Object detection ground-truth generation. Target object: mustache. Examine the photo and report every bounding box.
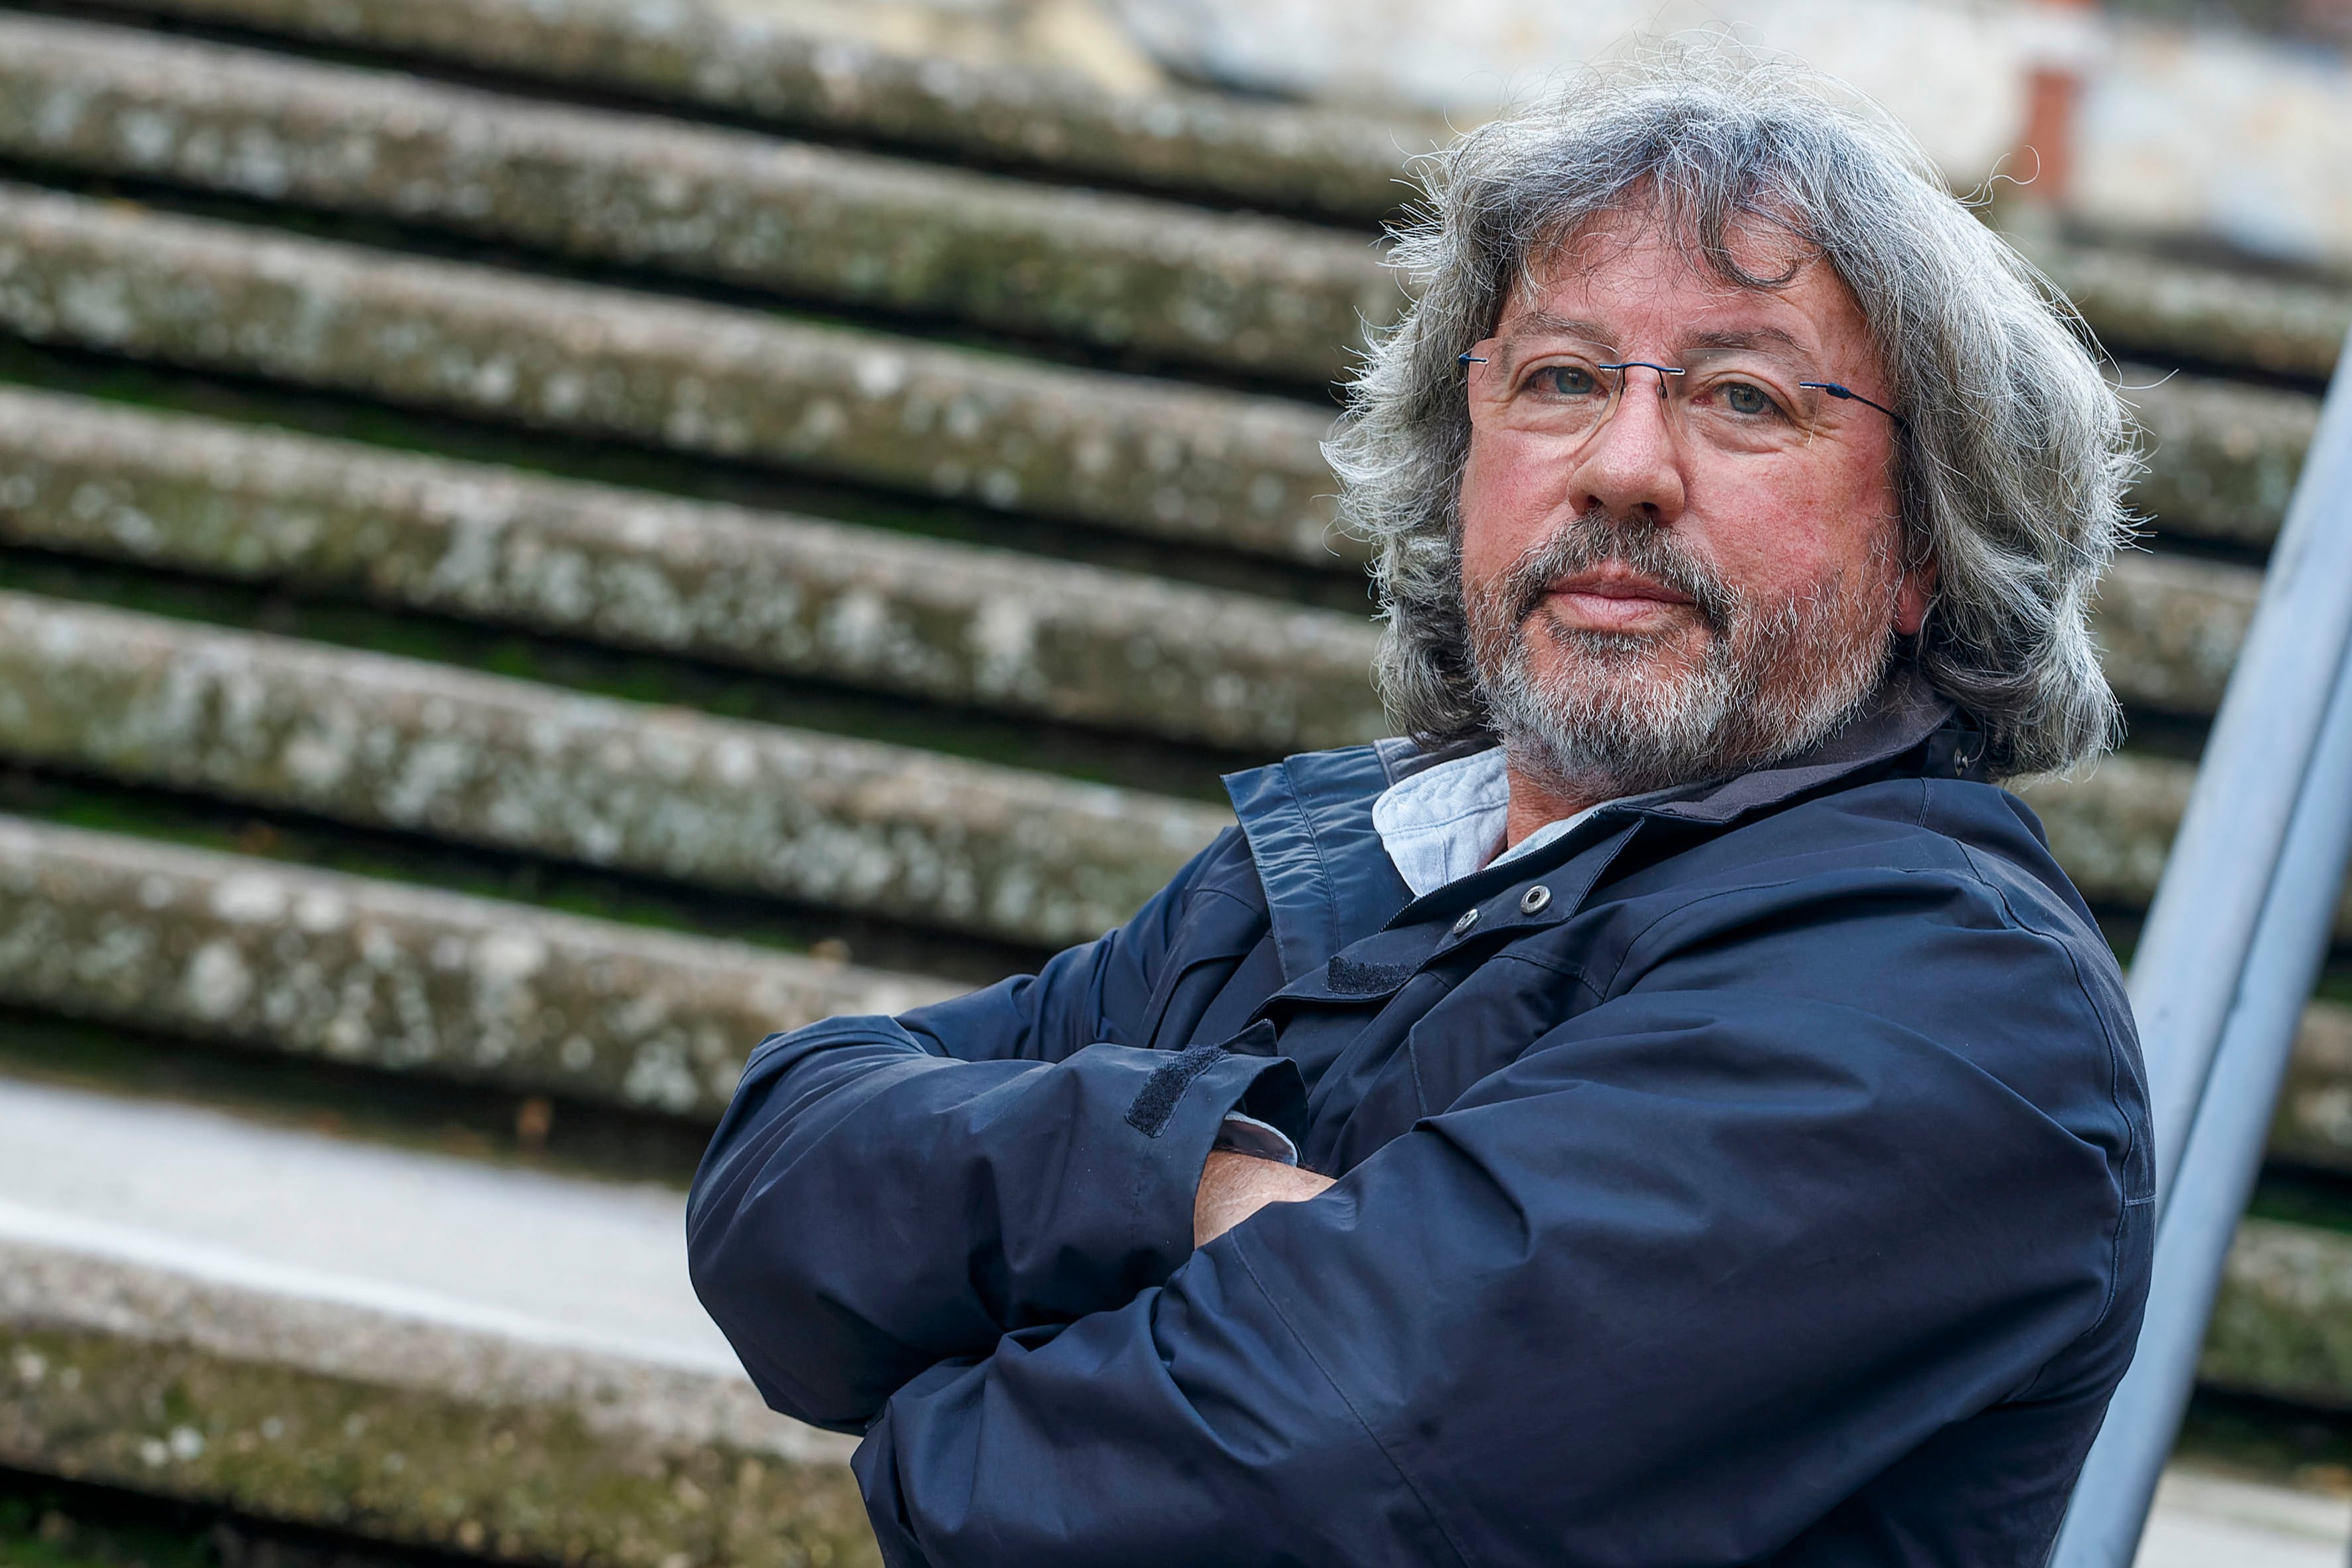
[1495,512,1737,637]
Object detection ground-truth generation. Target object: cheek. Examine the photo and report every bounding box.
[1689,455,1897,601]
[1458,430,1564,584]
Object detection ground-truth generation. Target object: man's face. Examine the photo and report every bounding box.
[1457,214,1932,797]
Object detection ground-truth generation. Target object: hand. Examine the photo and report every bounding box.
[1194,1150,1336,1246]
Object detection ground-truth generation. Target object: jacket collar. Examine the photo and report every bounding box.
[1222,668,1973,982]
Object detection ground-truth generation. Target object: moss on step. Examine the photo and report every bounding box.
[0,591,1231,949]
[0,1245,878,1568]
[0,386,1387,757]
[0,185,1347,565]
[0,17,1395,386]
[0,815,956,1121]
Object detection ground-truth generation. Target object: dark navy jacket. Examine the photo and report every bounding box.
[688,676,2153,1566]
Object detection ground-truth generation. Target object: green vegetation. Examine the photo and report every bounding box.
[2248,1168,2352,1235]
[0,549,1246,802]
[2175,1391,2352,1496]
[0,764,1038,982]
[0,1482,217,1568]
[0,341,1373,614]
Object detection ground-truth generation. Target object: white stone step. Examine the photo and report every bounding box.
[2140,1467,2352,1568]
[0,1075,723,1369]
[0,1071,867,1566]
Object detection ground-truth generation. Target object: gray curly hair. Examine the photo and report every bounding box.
[1327,63,2136,780]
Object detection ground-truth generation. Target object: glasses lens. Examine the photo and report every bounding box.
[1473,353,1619,443]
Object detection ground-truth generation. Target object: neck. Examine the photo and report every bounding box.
[1501,757,1619,848]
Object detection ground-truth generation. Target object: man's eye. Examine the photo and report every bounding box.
[1723,381,1775,416]
[1537,365,1601,397]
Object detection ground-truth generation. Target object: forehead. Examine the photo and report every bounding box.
[1500,212,1873,361]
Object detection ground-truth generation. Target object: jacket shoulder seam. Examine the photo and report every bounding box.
[1595,866,1878,996]
[1591,818,2005,996]
[1950,834,2143,1395]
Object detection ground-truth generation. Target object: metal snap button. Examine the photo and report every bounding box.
[1519,885,1552,915]
[1451,906,1479,935]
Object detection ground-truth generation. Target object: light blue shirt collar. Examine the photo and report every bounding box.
[1371,746,1613,899]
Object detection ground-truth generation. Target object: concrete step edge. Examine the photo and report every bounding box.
[2036,241,2352,384]
[2096,550,2261,717]
[19,811,2352,1171]
[1,1089,2350,1568]
[2208,1215,2352,1414]
[0,382,2253,730]
[0,13,1397,387]
[76,0,1424,222]
[0,1236,869,1566]
[2012,751,2352,933]
[0,580,2258,950]
[0,383,1391,753]
[0,588,1233,949]
[2118,364,2321,551]
[0,811,961,1119]
[0,1074,871,1567]
[0,181,1351,566]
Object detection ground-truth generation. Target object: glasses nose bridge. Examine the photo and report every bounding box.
[1594,360,1688,442]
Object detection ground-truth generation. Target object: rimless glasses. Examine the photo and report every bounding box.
[1458,345,1908,459]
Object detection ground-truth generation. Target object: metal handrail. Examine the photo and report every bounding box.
[2051,329,2352,1565]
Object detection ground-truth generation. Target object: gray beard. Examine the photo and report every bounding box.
[1466,510,1900,801]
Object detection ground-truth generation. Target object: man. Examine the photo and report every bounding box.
[689,66,2149,1565]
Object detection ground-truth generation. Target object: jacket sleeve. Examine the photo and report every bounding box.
[686,829,1304,1431]
[848,870,2147,1567]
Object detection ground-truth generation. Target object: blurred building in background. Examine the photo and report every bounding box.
[0,0,2347,1564]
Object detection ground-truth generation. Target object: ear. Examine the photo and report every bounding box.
[1894,559,1938,637]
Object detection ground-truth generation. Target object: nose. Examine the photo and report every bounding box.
[1567,367,1687,525]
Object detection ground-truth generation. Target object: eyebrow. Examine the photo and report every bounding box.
[1679,327,1811,360]
[1491,318,1817,369]
[1491,313,1615,369]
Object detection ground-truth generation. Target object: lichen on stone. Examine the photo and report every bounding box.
[0,589,1233,949]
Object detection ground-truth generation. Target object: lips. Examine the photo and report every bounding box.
[1540,568,1699,633]
[1491,510,1734,638]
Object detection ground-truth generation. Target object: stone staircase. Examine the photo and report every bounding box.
[0,1,2350,1561]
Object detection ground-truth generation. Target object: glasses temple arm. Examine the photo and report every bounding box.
[1800,381,1912,431]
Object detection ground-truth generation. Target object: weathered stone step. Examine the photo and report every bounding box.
[70,0,1420,223]
[0,814,958,1119]
[0,1075,873,1567]
[2035,241,2352,384]
[0,590,2274,954]
[0,183,1347,566]
[2094,549,2261,716]
[0,386,1389,753]
[0,589,1230,949]
[0,14,1393,387]
[0,570,2280,949]
[2205,1217,2352,1413]
[2022,753,2352,939]
[19,813,2352,1176]
[2276,1002,2352,1176]
[33,8,2352,394]
[2120,367,2322,550]
[2018,753,2192,911]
